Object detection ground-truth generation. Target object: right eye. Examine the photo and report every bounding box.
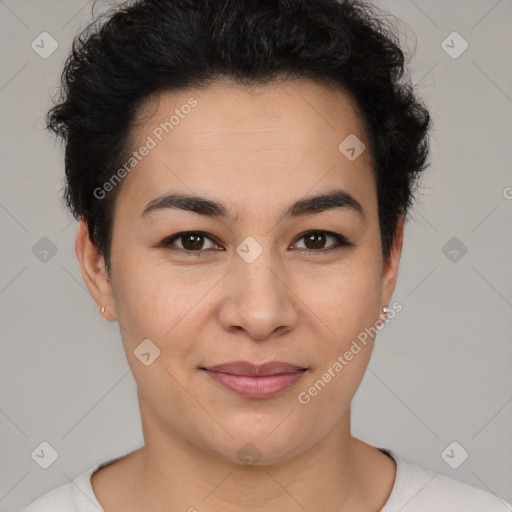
[161,231,224,253]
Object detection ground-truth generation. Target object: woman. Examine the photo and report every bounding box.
[23,0,510,510]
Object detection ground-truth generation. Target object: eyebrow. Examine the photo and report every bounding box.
[141,188,365,223]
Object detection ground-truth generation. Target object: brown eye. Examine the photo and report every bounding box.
[180,233,206,250]
[303,231,327,249]
[293,230,353,252]
[163,231,219,252]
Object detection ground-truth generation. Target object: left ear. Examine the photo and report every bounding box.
[380,214,404,308]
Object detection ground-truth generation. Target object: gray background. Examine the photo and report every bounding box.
[1,0,511,510]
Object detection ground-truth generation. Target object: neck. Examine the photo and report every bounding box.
[123,393,376,512]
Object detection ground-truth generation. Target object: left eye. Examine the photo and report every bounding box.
[162,230,352,253]
[292,230,353,252]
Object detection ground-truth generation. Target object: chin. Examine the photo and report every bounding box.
[196,420,322,468]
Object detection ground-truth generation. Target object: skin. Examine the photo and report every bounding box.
[76,78,403,512]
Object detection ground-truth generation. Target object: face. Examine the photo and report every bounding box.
[77,79,402,465]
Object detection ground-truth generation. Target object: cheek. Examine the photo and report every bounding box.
[110,255,216,387]
[294,253,383,400]
[335,272,381,333]
[294,271,382,419]
[315,279,379,377]
[304,255,382,335]
[111,269,200,402]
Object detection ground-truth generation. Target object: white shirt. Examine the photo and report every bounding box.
[21,448,512,511]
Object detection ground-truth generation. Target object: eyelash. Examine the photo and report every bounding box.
[160,230,354,256]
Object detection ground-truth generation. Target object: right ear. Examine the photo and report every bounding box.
[75,218,117,321]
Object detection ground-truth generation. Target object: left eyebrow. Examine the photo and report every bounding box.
[279,189,365,223]
[141,188,365,223]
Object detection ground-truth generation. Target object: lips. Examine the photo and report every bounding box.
[199,361,308,398]
[202,360,307,376]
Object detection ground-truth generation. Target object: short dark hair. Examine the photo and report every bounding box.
[47,0,430,277]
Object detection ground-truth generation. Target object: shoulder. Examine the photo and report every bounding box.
[21,482,75,512]
[382,449,512,512]
[407,469,512,511]
[20,464,102,512]
[21,450,134,512]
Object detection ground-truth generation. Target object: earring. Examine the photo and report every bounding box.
[379,306,389,322]
[101,305,105,314]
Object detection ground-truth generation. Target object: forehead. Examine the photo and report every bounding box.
[133,78,366,143]
[117,79,375,221]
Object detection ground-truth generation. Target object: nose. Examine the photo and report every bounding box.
[217,248,299,341]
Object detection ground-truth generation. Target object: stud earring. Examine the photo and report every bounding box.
[101,305,105,314]
[379,306,389,322]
